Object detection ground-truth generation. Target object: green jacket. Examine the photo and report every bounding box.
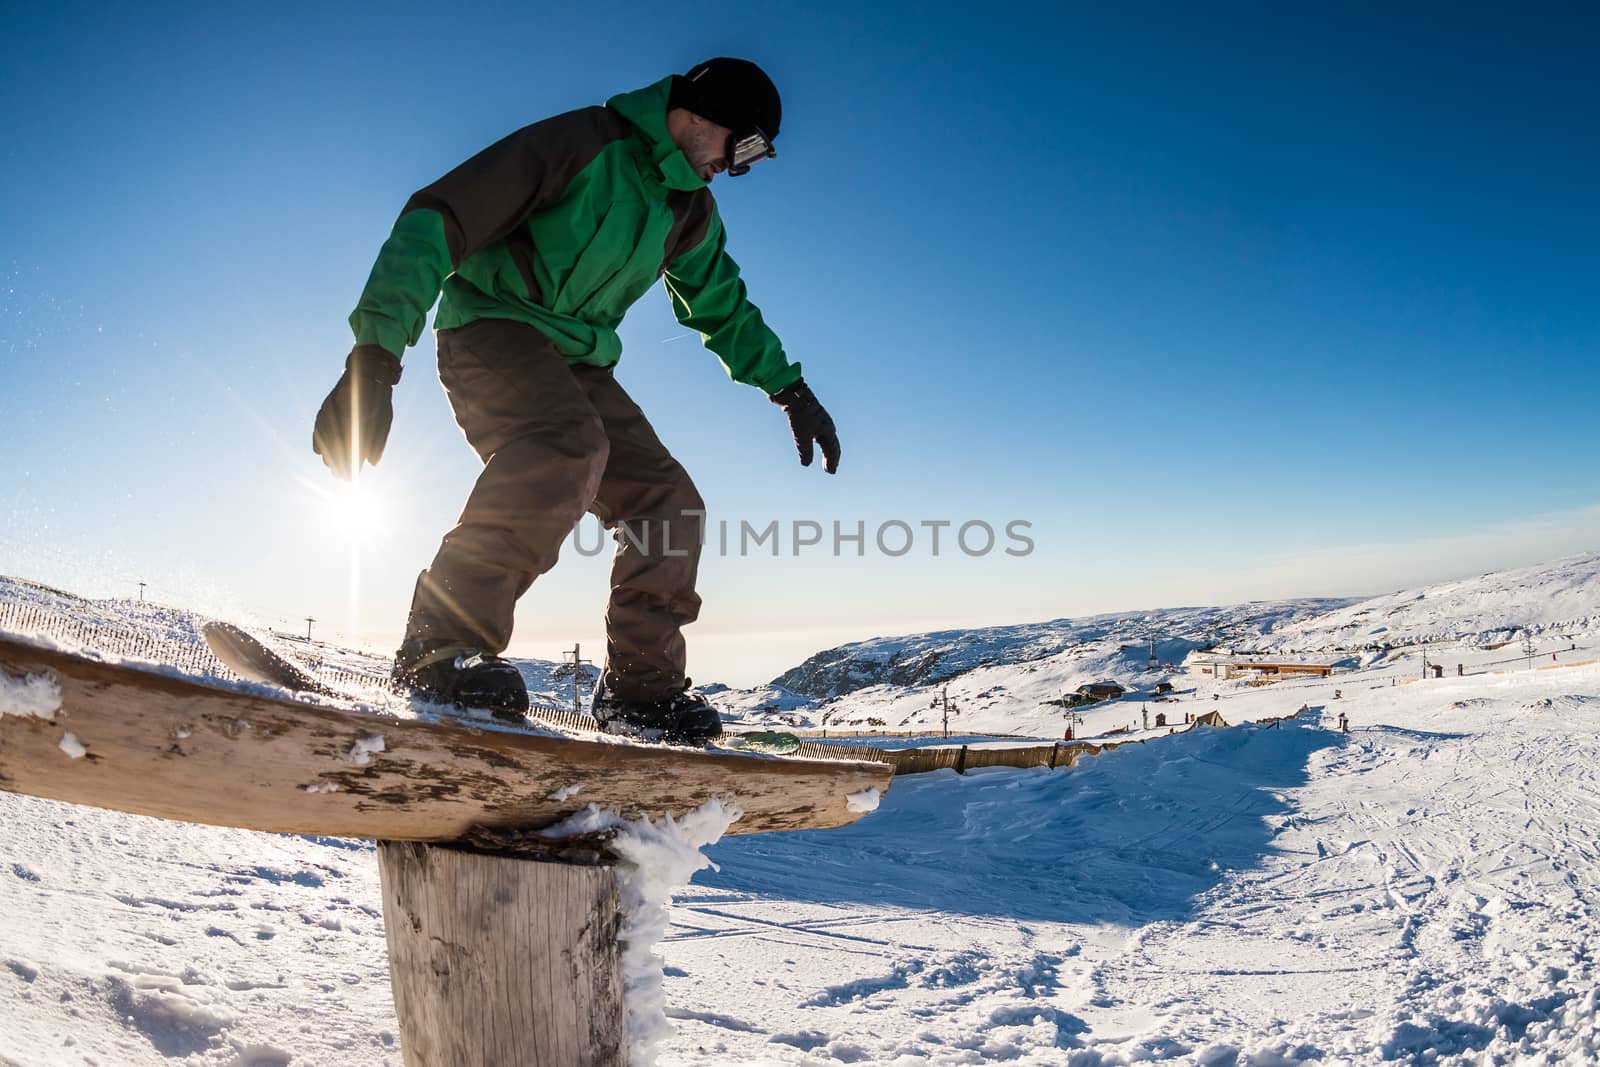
[348,76,800,395]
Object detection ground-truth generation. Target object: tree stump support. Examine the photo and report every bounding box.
[378,840,626,1066]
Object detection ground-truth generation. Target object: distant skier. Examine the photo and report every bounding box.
[311,58,839,740]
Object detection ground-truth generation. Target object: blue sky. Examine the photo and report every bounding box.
[2,2,1596,684]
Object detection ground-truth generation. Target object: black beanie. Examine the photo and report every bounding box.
[669,57,781,140]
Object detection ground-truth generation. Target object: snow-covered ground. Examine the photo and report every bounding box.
[3,554,1600,1064]
[665,652,1600,1064]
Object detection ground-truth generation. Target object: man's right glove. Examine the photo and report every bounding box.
[312,345,403,481]
[770,379,841,474]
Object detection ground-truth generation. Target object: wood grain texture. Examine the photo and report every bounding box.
[0,635,892,839]
[378,842,624,1067]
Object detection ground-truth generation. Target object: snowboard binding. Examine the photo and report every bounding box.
[590,675,724,745]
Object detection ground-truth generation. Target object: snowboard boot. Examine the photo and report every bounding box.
[392,638,529,724]
[592,676,724,745]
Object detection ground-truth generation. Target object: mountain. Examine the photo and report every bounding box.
[770,599,1353,698]
[723,552,1600,736]
[1253,551,1600,652]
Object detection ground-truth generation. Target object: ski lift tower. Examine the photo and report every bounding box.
[564,643,593,714]
[1148,636,1158,671]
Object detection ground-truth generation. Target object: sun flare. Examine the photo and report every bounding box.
[326,478,390,541]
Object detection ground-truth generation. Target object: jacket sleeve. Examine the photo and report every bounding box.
[662,205,802,395]
[349,108,623,358]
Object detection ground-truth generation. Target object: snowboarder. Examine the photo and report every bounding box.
[311,58,839,741]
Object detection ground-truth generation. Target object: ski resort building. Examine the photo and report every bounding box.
[1184,650,1356,682]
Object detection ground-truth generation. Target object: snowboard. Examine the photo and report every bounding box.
[0,632,890,841]
[200,622,802,755]
[203,621,529,724]
[721,731,803,756]
[201,621,345,698]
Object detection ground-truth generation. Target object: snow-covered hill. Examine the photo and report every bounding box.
[0,575,598,706]
[1254,551,1600,652]
[719,553,1600,738]
[771,599,1351,698]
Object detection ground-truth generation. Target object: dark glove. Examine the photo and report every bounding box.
[312,345,403,480]
[770,379,840,474]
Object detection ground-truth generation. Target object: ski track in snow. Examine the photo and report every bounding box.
[2,562,1600,1063]
[653,672,1600,1065]
[0,808,396,1066]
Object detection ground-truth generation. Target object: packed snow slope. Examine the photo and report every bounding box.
[673,659,1600,1064]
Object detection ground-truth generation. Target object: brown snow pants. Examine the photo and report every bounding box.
[403,317,704,703]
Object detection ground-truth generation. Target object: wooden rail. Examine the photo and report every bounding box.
[0,635,889,840]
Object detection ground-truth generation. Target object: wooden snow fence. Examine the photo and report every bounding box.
[790,726,1042,740]
[807,709,1238,777]
[0,599,221,677]
[0,633,890,1066]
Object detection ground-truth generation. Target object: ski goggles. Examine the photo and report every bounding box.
[726,126,776,176]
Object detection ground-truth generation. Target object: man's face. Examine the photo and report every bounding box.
[675,114,734,183]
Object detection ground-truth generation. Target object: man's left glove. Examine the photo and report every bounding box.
[312,345,403,480]
[770,379,841,474]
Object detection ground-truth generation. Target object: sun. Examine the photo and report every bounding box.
[326,476,391,541]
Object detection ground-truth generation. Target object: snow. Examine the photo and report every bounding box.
[56,731,86,759]
[546,782,584,801]
[769,598,1353,700]
[0,669,61,721]
[846,787,881,814]
[720,552,1600,748]
[1256,551,1600,652]
[0,573,596,710]
[545,799,744,1066]
[675,664,1600,1063]
[345,734,385,766]
[3,554,1600,1063]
